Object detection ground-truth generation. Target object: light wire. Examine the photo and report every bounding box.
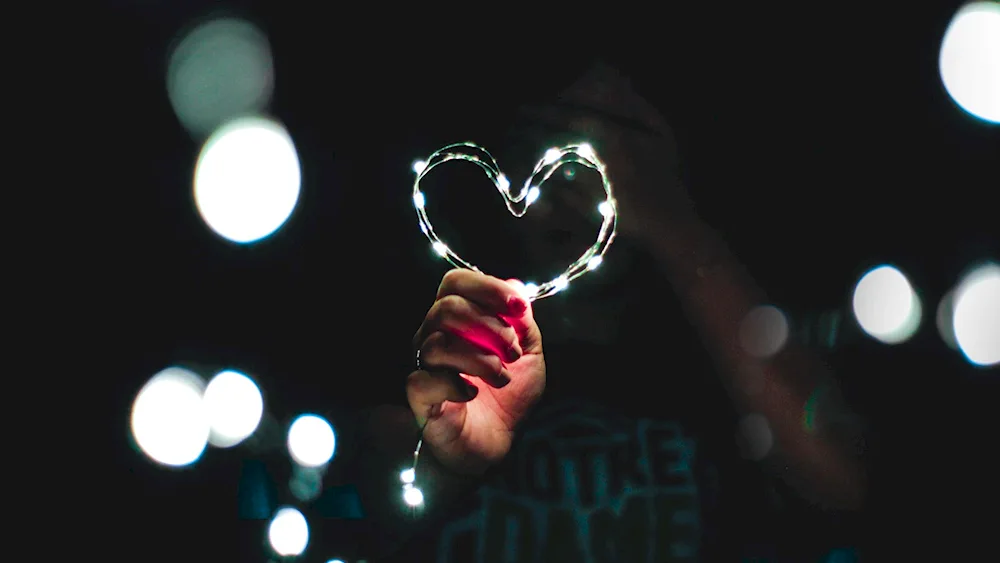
[411,141,618,301]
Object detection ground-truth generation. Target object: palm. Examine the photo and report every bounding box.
[423,351,545,474]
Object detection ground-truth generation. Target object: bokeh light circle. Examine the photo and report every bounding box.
[852,265,922,344]
[203,370,264,447]
[739,305,790,358]
[167,17,275,137]
[268,507,309,557]
[194,116,301,244]
[952,264,1000,366]
[287,414,336,467]
[403,485,425,506]
[939,2,1000,124]
[130,367,209,467]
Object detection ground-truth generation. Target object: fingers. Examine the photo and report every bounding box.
[412,271,541,401]
[414,294,521,361]
[437,269,529,318]
[419,331,511,388]
[407,369,478,423]
[437,270,537,339]
[414,270,530,361]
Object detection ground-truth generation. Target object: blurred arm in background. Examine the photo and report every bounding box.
[519,62,867,511]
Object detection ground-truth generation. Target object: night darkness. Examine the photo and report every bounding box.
[81,1,1000,562]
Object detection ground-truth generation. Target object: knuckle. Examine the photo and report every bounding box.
[487,279,510,303]
[420,332,449,359]
[422,296,472,344]
[435,294,467,318]
[406,370,426,391]
[423,298,447,326]
[425,330,449,347]
[440,268,465,290]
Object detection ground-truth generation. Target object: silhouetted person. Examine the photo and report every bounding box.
[350,63,866,562]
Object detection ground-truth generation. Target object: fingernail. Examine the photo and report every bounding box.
[507,296,527,315]
[506,345,521,362]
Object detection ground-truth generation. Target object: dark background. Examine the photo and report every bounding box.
[91,1,999,561]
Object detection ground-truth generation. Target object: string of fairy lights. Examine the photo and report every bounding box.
[400,142,618,507]
[411,141,618,302]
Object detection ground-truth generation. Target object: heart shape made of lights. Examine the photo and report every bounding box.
[411,142,618,301]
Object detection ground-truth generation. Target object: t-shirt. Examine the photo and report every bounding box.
[368,255,860,562]
[395,398,708,563]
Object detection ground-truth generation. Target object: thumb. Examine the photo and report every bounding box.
[502,279,542,352]
[406,370,477,425]
[505,278,532,300]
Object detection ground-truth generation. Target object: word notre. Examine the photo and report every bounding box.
[435,417,701,563]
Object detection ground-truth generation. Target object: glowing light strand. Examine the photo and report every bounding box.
[412,142,618,301]
[399,419,430,509]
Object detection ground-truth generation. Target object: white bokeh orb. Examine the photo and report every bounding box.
[287,414,336,467]
[852,265,922,344]
[403,485,424,506]
[166,17,275,137]
[194,116,301,244]
[939,2,1000,124]
[739,305,790,359]
[952,264,1000,367]
[130,367,210,467]
[203,370,264,448]
[268,507,309,557]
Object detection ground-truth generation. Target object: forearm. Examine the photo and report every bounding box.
[646,215,866,510]
[352,405,482,557]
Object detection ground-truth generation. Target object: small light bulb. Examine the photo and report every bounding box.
[521,283,539,299]
[411,142,618,305]
[526,186,540,205]
[400,468,415,484]
[403,486,424,506]
[553,276,569,292]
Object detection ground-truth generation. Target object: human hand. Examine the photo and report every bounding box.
[407,269,545,475]
[510,62,697,248]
